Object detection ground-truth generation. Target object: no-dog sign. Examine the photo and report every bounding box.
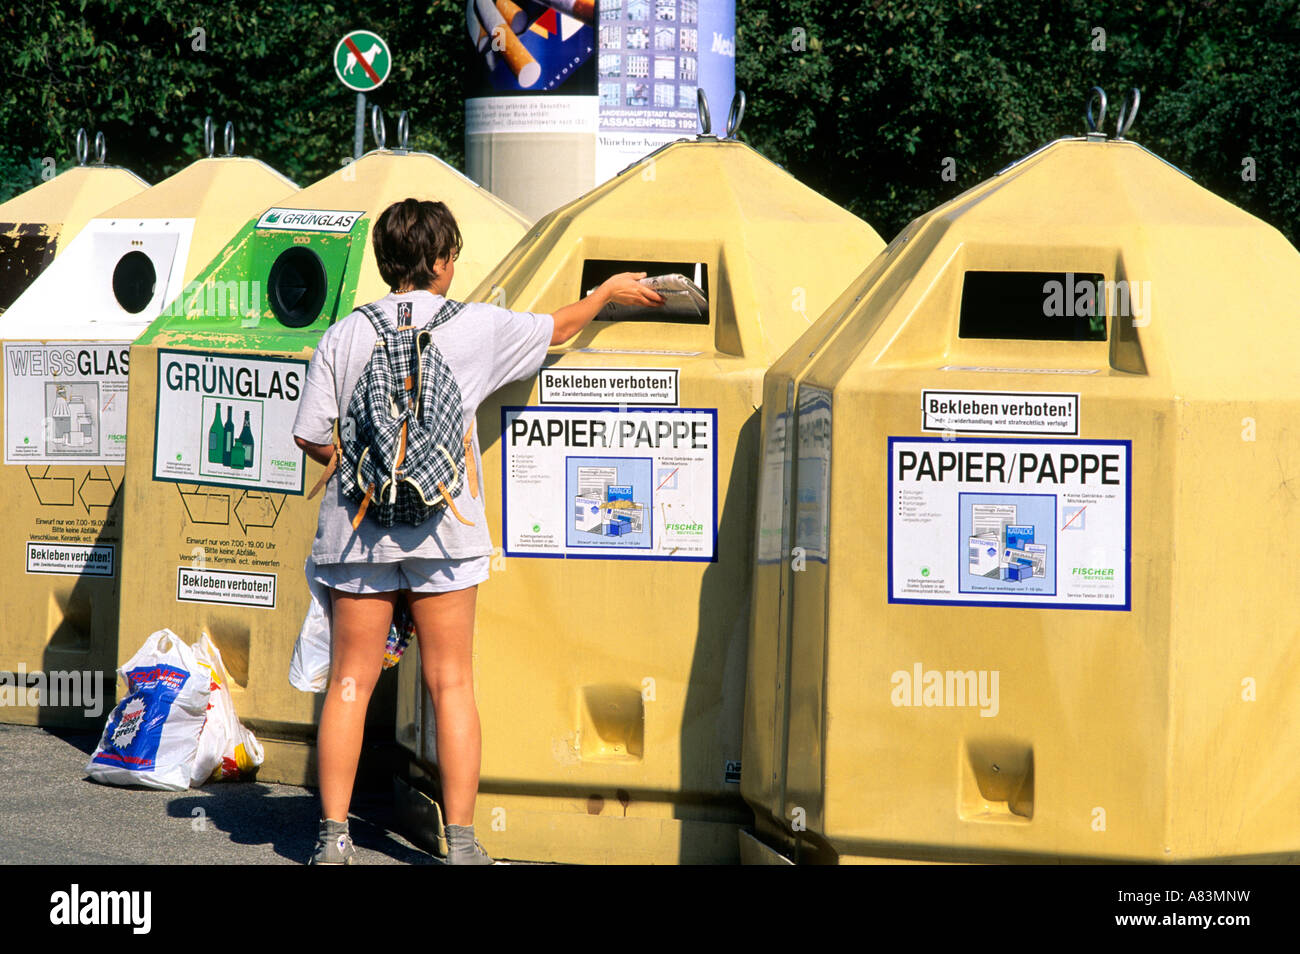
[333,30,391,92]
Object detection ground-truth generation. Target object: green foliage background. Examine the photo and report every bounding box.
[1,0,1297,243]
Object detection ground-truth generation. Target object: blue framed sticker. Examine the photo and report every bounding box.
[502,405,718,562]
[888,436,1131,610]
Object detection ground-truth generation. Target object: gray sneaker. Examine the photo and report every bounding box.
[445,824,494,865]
[310,818,356,865]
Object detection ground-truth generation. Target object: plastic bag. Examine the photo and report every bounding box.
[191,633,264,784]
[86,628,211,792]
[290,556,415,693]
[290,556,332,693]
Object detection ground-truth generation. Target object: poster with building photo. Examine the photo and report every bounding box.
[595,0,734,180]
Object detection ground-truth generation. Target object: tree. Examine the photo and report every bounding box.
[3,1,1298,244]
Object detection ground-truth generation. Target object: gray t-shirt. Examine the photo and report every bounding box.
[292,291,553,563]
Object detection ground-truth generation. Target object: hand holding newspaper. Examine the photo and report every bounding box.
[592,273,707,321]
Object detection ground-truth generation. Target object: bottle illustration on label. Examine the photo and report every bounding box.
[238,411,255,469]
[208,402,223,464]
[222,407,234,466]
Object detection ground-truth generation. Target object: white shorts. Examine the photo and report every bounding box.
[312,555,490,594]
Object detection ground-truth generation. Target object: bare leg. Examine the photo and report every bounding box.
[407,586,480,827]
[318,589,395,822]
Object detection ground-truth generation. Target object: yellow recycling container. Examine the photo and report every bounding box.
[116,133,531,783]
[0,146,298,729]
[742,113,1300,863]
[392,135,884,864]
[0,134,148,314]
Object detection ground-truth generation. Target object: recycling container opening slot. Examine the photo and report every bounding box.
[959,270,1107,341]
[111,250,158,314]
[580,258,709,324]
[268,245,329,327]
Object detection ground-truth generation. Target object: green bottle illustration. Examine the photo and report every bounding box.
[238,412,255,469]
[207,403,223,464]
[230,431,245,469]
[223,407,234,466]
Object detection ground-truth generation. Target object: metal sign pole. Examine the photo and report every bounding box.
[335,30,389,157]
[354,92,366,159]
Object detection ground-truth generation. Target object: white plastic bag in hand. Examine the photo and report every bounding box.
[86,628,211,792]
[191,633,264,784]
[289,555,331,693]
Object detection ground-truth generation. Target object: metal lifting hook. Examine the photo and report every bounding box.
[1084,86,1141,140]
[1114,88,1140,140]
[725,90,746,139]
[1085,86,1108,138]
[396,110,410,151]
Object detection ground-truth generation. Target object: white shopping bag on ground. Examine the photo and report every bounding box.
[191,633,264,784]
[289,555,331,693]
[86,628,211,792]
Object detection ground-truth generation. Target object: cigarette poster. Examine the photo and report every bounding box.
[467,0,595,94]
[889,437,1130,609]
[152,349,307,495]
[4,342,131,464]
[502,405,716,560]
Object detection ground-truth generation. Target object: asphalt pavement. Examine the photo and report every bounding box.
[0,723,436,865]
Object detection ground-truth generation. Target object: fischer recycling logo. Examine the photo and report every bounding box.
[665,521,705,535]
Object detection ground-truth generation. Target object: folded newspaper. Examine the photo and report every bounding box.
[593,273,707,320]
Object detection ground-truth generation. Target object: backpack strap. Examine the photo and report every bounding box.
[352,483,375,530]
[357,302,396,337]
[464,419,478,500]
[307,420,341,500]
[423,298,466,331]
[307,445,338,499]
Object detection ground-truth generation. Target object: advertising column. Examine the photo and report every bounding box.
[465,0,734,219]
[464,0,599,219]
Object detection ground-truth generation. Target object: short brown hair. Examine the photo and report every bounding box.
[372,198,463,291]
